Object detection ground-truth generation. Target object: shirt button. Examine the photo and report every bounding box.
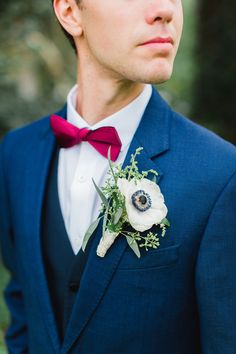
[68,281,80,292]
[78,175,86,183]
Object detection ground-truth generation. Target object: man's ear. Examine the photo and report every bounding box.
[53,0,83,38]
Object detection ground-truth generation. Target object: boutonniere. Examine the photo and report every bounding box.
[82,147,170,258]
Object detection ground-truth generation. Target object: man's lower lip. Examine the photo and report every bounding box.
[141,42,173,48]
[140,42,173,52]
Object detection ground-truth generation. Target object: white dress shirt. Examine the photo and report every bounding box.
[58,84,152,254]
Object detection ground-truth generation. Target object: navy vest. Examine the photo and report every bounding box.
[41,148,93,341]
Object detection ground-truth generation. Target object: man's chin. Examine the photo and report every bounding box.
[138,72,173,85]
[118,61,174,85]
[147,75,172,85]
[135,65,174,85]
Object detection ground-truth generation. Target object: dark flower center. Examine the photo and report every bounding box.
[139,195,147,205]
[131,190,152,212]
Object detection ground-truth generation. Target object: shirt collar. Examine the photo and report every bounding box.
[67,84,152,151]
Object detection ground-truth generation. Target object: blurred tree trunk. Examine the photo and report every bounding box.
[0,0,76,139]
[192,1,236,145]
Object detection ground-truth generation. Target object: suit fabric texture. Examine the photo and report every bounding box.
[0,87,236,354]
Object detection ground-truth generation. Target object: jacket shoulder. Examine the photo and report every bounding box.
[1,105,66,155]
[168,111,236,191]
[171,111,236,163]
[6,116,49,140]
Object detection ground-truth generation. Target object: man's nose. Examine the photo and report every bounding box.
[145,1,174,25]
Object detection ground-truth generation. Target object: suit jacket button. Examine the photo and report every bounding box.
[69,281,79,292]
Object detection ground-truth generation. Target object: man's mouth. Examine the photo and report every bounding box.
[140,37,174,46]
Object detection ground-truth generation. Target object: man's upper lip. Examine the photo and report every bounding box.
[141,37,174,45]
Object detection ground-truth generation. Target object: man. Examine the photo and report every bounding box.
[0,0,236,353]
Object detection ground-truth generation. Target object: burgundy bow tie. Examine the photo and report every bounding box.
[50,114,122,162]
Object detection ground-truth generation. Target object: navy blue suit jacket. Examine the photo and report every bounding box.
[1,88,236,354]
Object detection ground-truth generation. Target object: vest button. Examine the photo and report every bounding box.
[69,281,79,292]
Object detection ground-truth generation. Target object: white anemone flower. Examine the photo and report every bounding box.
[117,178,168,232]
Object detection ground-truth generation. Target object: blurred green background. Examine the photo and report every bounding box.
[0,0,236,351]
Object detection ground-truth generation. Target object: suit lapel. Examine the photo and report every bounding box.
[61,87,172,353]
[25,106,67,352]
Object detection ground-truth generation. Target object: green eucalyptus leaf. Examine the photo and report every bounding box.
[82,217,102,252]
[102,198,111,235]
[92,178,108,207]
[161,218,170,227]
[113,207,123,225]
[107,146,117,182]
[125,236,141,258]
[152,175,157,184]
[102,208,108,236]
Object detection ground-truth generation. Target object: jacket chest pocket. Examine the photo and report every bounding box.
[117,243,181,271]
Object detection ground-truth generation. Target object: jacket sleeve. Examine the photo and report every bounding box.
[0,138,28,353]
[195,169,236,354]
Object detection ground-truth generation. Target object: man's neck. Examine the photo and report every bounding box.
[75,65,145,126]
